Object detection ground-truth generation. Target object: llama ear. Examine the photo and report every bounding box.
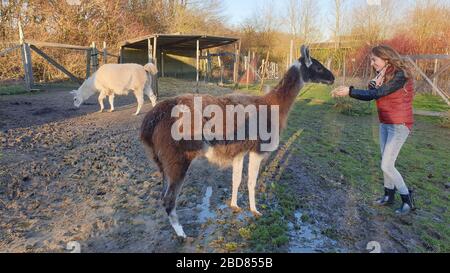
[301,45,312,68]
[70,90,77,95]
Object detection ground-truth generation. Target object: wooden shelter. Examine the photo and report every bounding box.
[119,34,239,93]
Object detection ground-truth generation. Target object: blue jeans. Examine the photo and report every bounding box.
[379,123,410,195]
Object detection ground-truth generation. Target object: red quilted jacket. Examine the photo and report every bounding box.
[376,78,414,130]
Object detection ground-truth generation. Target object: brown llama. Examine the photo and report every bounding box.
[140,45,335,238]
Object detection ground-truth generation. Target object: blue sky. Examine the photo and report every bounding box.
[221,0,416,40]
[222,0,341,40]
[223,0,343,26]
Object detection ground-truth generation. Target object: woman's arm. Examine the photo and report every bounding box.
[349,70,407,101]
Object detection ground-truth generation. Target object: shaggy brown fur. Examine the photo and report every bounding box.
[140,47,334,237]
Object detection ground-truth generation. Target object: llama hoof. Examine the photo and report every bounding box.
[133,112,140,116]
[172,224,187,238]
[108,109,114,113]
[230,205,242,213]
[251,210,262,217]
[97,109,103,113]
[177,232,187,239]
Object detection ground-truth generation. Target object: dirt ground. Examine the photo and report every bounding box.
[0,79,425,252]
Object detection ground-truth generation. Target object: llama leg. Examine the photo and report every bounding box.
[248,152,265,217]
[230,153,245,212]
[98,92,106,113]
[108,94,115,112]
[163,181,187,238]
[149,93,157,107]
[145,86,157,107]
[134,92,144,115]
[162,157,191,238]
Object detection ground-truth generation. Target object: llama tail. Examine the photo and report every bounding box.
[141,106,166,193]
[144,63,158,76]
[141,110,160,166]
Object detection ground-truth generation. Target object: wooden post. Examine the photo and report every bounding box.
[206,50,211,83]
[233,43,237,83]
[147,38,158,96]
[119,46,124,63]
[102,41,107,64]
[196,39,200,91]
[259,51,270,92]
[251,51,255,81]
[246,51,251,89]
[161,50,165,78]
[433,59,438,95]
[18,21,34,91]
[86,48,91,79]
[153,36,158,96]
[233,40,241,88]
[218,54,223,86]
[91,42,98,72]
[148,39,153,63]
[21,43,34,91]
[153,37,157,60]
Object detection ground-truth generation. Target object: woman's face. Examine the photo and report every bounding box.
[370,54,387,72]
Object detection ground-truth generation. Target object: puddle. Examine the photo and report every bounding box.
[288,210,342,253]
[218,203,228,210]
[197,186,216,223]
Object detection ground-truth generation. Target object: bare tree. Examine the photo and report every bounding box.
[331,0,345,47]
[286,0,301,38]
[350,0,397,45]
[407,0,450,53]
[285,0,320,44]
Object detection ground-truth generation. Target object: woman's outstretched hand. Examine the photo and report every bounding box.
[331,86,350,98]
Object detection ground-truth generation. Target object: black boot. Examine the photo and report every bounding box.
[374,187,396,206]
[395,190,416,215]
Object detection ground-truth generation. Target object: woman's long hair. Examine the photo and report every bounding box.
[371,45,413,83]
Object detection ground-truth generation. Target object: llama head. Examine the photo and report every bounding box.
[70,89,83,108]
[299,45,335,85]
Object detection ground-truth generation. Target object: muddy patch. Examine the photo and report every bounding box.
[288,210,343,253]
[32,107,55,115]
[0,80,240,253]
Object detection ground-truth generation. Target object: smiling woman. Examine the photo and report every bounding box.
[332,44,416,215]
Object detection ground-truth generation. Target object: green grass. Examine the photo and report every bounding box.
[241,84,450,252]
[0,81,80,96]
[234,81,449,113]
[413,93,450,112]
[0,84,28,95]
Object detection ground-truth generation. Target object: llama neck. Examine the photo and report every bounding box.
[79,74,97,100]
[264,64,304,125]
